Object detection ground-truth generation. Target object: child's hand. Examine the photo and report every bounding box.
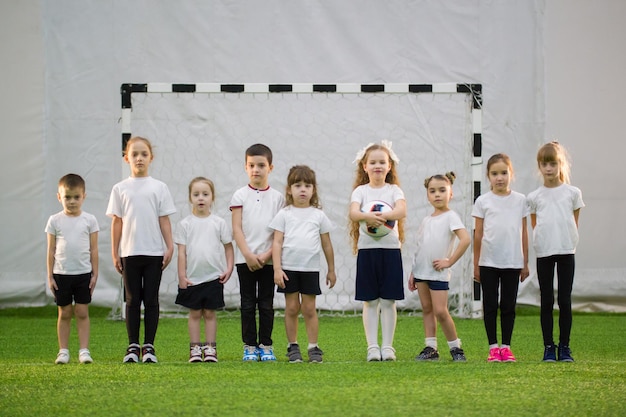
[432,258,451,271]
[408,273,416,292]
[326,271,337,289]
[219,270,233,284]
[473,265,481,283]
[113,255,123,274]
[48,276,58,295]
[244,252,263,272]
[520,265,530,282]
[89,273,98,295]
[162,247,174,270]
[178,278,193,289]
[364,212,385,229]
[274,269,288,289]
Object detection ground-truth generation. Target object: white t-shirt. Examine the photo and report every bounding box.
[45,211,99,275]
[268,205,334,272]
[527,183,584,257]
[106,176,176,257]
[471,191,529,269]
[229,185,285,264]
[175,214,232,285]
[411,210,466,282]
[350,183,405,250]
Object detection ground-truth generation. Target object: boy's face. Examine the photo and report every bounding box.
[57,186,85,216]
[245,155,273,188]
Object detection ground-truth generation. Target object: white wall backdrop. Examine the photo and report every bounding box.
[1,0,624,312]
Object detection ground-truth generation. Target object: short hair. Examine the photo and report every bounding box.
[58,173,85,192]
[245,143,273,165]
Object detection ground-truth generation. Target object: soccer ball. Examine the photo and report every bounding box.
[360,200,396,238]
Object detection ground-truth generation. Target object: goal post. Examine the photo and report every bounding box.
[115,82,483,318]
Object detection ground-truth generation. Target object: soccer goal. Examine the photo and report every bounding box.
[115,82,483,318]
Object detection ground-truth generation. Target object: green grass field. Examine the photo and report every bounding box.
[1,306,625,416]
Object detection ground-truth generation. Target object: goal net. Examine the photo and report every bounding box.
[114,83,482,318]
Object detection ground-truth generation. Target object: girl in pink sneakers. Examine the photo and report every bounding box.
[472,154,529,363]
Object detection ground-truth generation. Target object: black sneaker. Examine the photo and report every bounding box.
[450,347,467,362]
[543,345,557,362]
[308,346,324,363]
[415,346,439,361]
[123,343,141,363]
[142,344,158,363]
[286,344,303,363]
[557,344,574,362]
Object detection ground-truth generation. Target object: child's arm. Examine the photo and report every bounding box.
[219,242,235,284]
[320,232,336,289]
[382,199,407,221]
[159,215,174,270]
[472,217,483,282]
[89,231,98,295]
[530,213,536,229]
[231,207,263,271]
[432,228,471,271]
[176,243,192,289]
[573,208,581,228]
[111,216,123,273]
[349,202,385,230]
[46,233,57,295]
[521,217,529,281]
[272,230,288,289]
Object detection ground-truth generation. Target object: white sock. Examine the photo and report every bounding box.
[379,299,397,348]
[447,339,461,349]
[425,337,437,349]
[308,343,318,350]
[362,299,380,347]
[489,343,499,350]
[501,344,510,349]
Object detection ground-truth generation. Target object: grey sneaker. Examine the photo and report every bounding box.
[450,347,467,362]
[123,343,140,363]
[287,344,303,363]
[415,346,439,361]
[308,346,324,363]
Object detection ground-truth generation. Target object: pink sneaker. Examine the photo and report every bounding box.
[487,347,502,362]
[499,347,516,362]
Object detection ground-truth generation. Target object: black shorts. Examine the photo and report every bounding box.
[175,279,225,310]
[53,273,92,306]
[277,270,321,295]
[355,248,404,301]
[415,278,449,291]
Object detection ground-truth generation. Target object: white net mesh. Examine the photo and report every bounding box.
[116,89,475,317]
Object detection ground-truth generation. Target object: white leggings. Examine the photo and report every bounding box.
[362,298,397,348]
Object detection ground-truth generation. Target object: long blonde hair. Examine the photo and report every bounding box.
[537,141,572,184]
[349,143,404,254]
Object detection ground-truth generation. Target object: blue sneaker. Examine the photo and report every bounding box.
[243,345,259,362]
[543,345,557,362]
[259,344,277,361]
[557,344,574,362]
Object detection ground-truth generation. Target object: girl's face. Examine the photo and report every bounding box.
[539,160,561,185]
[426,178,452,211]
[363,149,391,185]
[288,181,314,208]
[125,140,153,177]
[488,160,512,195]
[189,181,213,216]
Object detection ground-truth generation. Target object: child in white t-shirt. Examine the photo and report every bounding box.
[175,177,234,363]
[269,165,336,363]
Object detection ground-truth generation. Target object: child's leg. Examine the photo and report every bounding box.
[416,283,436,339]
[74,303,90,350]
[284,292,301,344]
[122,257,143,344]
[555,254,575,346]
[188,309,203,344]
[142,256,164,345]
[430,290,458,343]
[203,309,217,345]
[499,269,521,346]
[379,299,397,348]
[536,256,556,346]
[362,298,380,347]
[480,267,500,346]
[257,265,276,346]
[300,294,318,345]
[57,304,73,350]
[237,264,258,346]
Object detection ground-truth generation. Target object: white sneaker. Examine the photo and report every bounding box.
[381,346,396,361]
[203,345,218,363]
[55,349,70,364]
[79,349,93,364]
[142,344,158,363]
[367,345,381,362]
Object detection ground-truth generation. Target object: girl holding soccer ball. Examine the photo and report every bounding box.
[349,141,406,362]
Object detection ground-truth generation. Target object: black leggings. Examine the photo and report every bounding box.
[480,267,520,346]
[536,254,575,346]
[122,256,163,345]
